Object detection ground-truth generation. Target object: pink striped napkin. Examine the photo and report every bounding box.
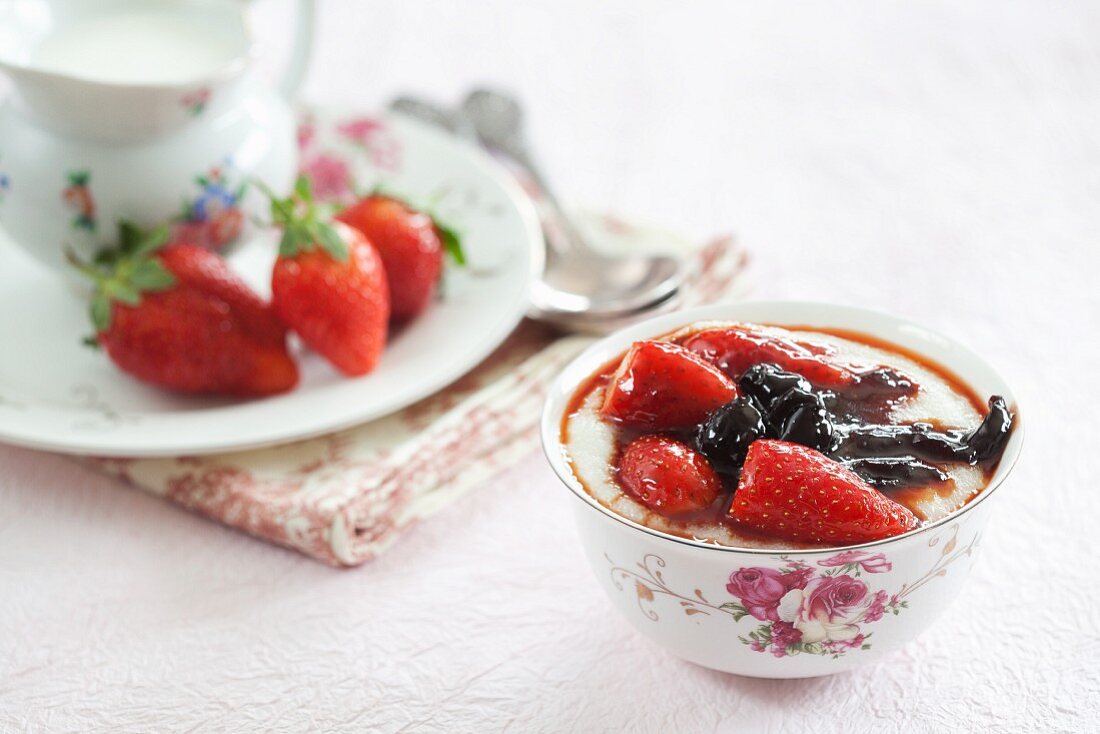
[90,229,748,565]
[77,108,749,565]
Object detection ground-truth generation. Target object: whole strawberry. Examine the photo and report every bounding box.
[269,178,390,376]
[336,193,464,321]
[71,223,298,396]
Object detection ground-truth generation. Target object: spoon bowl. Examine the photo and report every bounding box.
[390,90,687,327]
[460,89,687,316]
[532,247,683,317]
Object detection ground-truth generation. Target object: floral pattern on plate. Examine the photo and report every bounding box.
[297,113,403,203]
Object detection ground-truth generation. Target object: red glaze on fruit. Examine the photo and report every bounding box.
[101,245,297,396]
[729,439,919,544]
[683,325,858,387]
[337,194,442,321]
[600,340,739,429]
[617,435,722,516]
[272,222,390,376]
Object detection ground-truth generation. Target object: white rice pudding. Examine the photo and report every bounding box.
[563,323,986,550]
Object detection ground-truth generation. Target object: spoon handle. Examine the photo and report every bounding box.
[485,142,591,259]
[459,90,594,259]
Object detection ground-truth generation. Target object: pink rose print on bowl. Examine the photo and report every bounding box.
[607,524,979,661]
[725,566,812,622]
[817,550,892,574]
[728,556,901,659]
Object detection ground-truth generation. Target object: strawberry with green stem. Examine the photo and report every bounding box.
[266,177,390,376]
[69,222,298,396]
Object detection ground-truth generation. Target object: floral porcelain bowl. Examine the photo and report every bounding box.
[540,301,1023,678]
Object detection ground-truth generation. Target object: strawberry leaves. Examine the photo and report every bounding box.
[89,293,113,334]
[265,176,349,262]
[313,222,349,261]
[68,221,178,335]
[92,221,170,266]
[127,258,177,291]
[434,220,466,266]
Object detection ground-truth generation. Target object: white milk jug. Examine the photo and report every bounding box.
[0,0,315,275]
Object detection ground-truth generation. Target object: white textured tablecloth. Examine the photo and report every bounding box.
[2,1,1098,731]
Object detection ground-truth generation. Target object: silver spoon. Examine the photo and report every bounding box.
[389,94,688,333]
[390,96,476,139]
[458,89,686,321]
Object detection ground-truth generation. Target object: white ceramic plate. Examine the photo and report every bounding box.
[0,113,542,456]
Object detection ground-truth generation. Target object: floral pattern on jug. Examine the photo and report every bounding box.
[171,163,247,249]
[607,523,979,660]
[62,171,96,231]
[180,88,212,117]
[0,152,9,204]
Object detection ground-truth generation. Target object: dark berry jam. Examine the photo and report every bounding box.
[561,323,1016,547]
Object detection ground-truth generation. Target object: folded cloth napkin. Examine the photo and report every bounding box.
[83,108,751,565]
[90,226,748,565]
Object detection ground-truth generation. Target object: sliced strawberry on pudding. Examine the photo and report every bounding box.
[729,439,919,544]
[682,325,859,388]
[600,340,738,429]
[617,435,721,517]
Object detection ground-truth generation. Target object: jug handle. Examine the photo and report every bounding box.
[271,0,315,100]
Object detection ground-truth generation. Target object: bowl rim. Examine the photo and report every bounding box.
[540,300,1024,556]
